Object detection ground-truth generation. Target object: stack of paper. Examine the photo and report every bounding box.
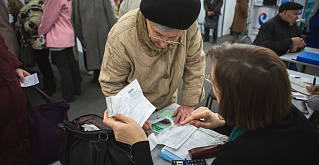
[159,128,227,164]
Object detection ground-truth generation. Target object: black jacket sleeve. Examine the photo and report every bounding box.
[132,141,153,165]
[213,123,233,136]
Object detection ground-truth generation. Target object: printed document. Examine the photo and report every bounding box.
[159,128,227,164]
[156,124,197,149]
[105,79,156,126]
[20,73,39,87]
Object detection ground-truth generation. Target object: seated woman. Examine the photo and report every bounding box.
[103,43,319,165]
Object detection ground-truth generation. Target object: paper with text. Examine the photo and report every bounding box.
[20,73,39,87]
[156,124,197,149]
[160,128,225,164]
[105,79,156,126]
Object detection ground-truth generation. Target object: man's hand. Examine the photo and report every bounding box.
[15,68,30,83]
[211,11,215,15]
[291,45,298,53]
[142,120,152,131]
[15,22,22,29]
[292,37,306,48]
[172,105,195,126]
[207,11,212,16]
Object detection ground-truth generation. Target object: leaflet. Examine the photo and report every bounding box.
[20,73,39,87]
[105,79,156,127]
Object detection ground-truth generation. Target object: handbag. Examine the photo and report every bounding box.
[27,86,70,165]
[57,114,135,165]
[204,15,218,29]
[20,28,36,67]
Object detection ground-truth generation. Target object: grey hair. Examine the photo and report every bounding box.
[152,22,176,31]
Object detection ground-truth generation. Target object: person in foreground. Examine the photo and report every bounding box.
[100,0,205,129]
[103,43,319,165]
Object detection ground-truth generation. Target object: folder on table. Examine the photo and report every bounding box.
[296,51,319,66]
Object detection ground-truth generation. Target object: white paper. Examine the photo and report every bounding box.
[105,79,156,126]
[289,76,310,95]
[148,133,158,151]
[81,124,100,131]
[156,124,197,149]
[292,92,308,101]
[160,128,225,164]
[20,73,39,87]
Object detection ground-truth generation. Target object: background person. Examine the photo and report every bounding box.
[7,0,23,31]
[118,0,141,18]
[230,0,249,43]
[73,0,115,84]
[306,0,319,48]
[0,0,20,57]
[38,0,81,102]
[203,0,223,43]
[99,0,205,129]
[112,0,121,21]
[253,2,305,56]
[17,0,56,96]
[103,43,319,165]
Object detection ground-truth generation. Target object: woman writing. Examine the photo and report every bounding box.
[103,43,319,165]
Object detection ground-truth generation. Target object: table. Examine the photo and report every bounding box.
[280,47,319,72]
[287,69,317,119]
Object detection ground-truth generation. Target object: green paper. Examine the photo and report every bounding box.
[151,110,176,133]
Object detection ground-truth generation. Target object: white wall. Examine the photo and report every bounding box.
[221,0,236,36]
[198,0,237,37]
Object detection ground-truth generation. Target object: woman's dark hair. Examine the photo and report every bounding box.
[7,0,24,17]
[207,42,292,130]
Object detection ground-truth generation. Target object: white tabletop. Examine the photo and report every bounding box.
[280,47,319,69]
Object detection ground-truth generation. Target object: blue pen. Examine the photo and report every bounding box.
[313,74,316,86]
[184,158,188,165]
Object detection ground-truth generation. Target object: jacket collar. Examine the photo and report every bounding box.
[135,10,178,57]
[276,14,291,27]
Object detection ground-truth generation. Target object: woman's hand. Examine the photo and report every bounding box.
[306,85,319,96]
[103,110,148,146]
[15,68,30,83]
[180,107,225,129]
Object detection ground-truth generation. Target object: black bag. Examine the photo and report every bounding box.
[57,114,134,165]
[20,28,36,67]
[28,86,69,165]
[204,15,218,29]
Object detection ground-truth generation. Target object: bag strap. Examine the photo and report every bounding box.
[32,85,55,104]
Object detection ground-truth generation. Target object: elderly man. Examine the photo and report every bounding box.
[253,2,306,56]
[99,0,205,129]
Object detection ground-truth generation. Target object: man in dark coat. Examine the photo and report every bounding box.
[253,2,306,56]
[0,34,31,164]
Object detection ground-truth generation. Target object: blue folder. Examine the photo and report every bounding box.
[296,51,319,66]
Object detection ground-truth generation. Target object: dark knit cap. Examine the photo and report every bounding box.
[140,0,201,30]
[279,2,303,13]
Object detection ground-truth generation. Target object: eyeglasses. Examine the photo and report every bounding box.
[147,20,184,46]
[205,73,213,85]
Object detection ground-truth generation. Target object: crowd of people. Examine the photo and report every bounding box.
[0,0,319,164]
